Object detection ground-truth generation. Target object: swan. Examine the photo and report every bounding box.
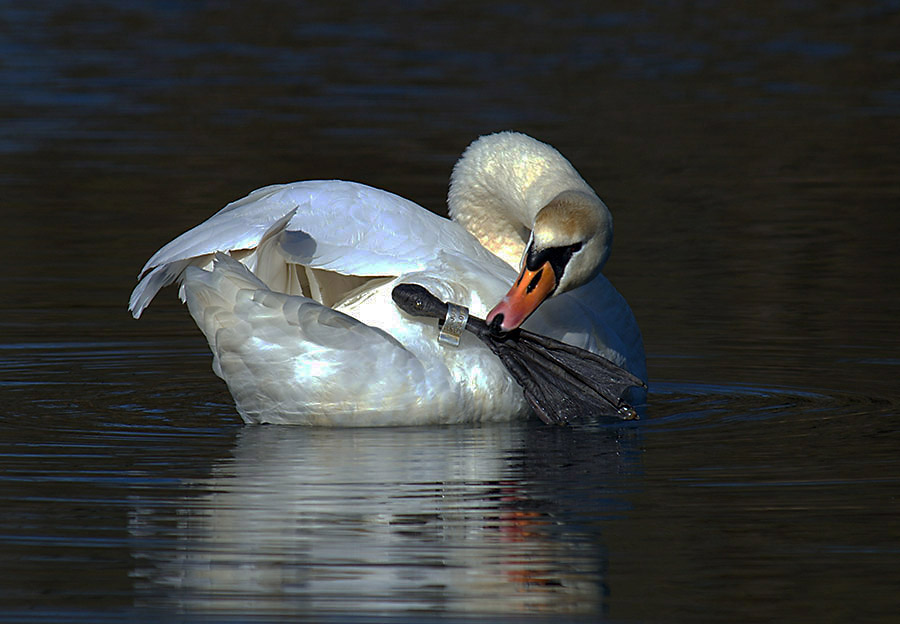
[129,131,646,425]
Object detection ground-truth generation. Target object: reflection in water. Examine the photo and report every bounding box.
[130,424,638,617]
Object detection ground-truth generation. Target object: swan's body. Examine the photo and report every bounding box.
[130,132,646,425]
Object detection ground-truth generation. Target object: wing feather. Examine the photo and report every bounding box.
[130,180,508,318]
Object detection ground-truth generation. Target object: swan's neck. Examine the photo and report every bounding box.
[447,132,597,268]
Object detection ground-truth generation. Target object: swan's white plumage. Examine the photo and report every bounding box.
[130,181,509,317]
[130,132,646,425]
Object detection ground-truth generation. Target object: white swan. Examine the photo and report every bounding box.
[129,131,646,425]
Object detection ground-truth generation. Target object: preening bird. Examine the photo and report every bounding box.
[130,131,646,425]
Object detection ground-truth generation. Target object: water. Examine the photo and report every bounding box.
[2,2,899,622]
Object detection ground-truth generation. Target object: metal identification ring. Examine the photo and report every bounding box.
[438,302,469,347]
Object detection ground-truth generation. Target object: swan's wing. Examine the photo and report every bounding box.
[137,181,462,278]
[183,254,455,425]
[275,181,504,275]
[129,207,296,317]
[130,180,507,317]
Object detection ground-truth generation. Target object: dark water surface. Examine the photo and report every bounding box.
[2,2,899,622]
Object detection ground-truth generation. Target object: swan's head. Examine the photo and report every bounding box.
[486,189,613,332]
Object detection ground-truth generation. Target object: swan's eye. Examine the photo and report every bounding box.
[525,242,583,277]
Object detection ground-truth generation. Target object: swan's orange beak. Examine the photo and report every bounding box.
[486,262,557,332]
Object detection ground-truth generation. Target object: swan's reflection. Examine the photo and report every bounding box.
[132,423,637,617]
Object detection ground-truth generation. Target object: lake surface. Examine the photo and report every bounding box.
[2,2,899,622]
